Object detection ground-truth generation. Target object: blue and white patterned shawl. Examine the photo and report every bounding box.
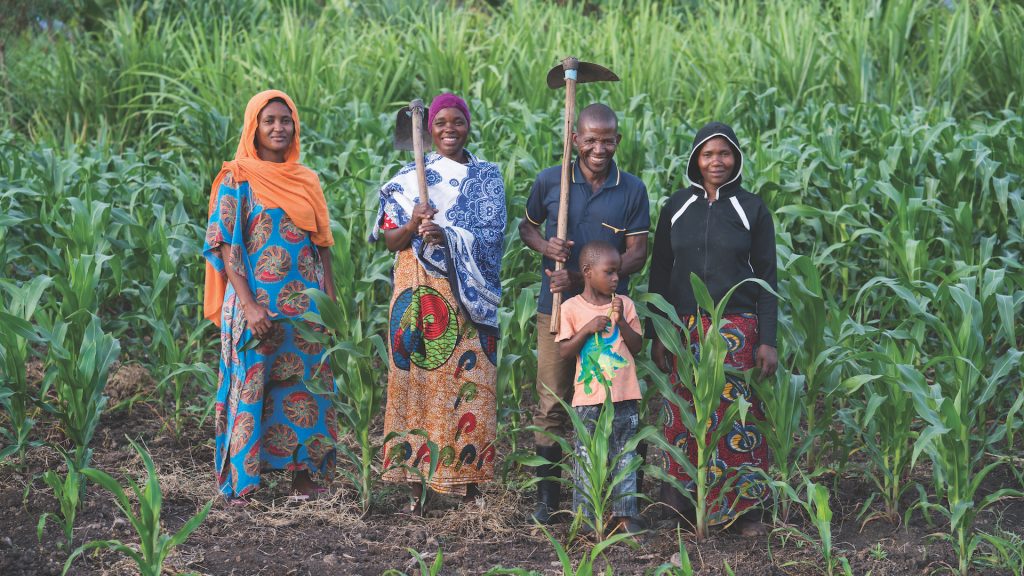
[370,151,506,332]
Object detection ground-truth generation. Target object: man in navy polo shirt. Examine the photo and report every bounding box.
[519,103,650,524]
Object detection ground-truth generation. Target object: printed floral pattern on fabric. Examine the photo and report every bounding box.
[662,313,767,525]
[389,286,459,371]
[381,250,498,495]
[202,179,336,498]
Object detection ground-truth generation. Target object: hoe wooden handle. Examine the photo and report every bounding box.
[550,57,579,334]
[410,99,429,206]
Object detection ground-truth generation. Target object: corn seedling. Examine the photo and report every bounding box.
[976,529,1024,576]
[380,428,441,515]
[746,352,808,523]
[124,200,205,436]
[381,547,445,576]
[36,448,83,549]
[652,528,695,576]
[774,253,848,472]
[771,478,852,576]
[301,276,389,514]
[0,275,50,463]
[839,344,924,528]
[907,275,1024,576]
[529,389,655,542]
[534,521,635,576]
[65,437,212,576]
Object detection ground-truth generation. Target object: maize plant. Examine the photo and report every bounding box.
[66,437,212,576]
[300,288,387,515]
[908,274,1024,576]
[0,275,50,464]
[641,275,775,541]
[36,448,84,549]
[39,313,120,470]
[523,391,656,542]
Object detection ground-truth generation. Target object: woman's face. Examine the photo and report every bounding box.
[255,100,295,163]
[431,107,469,162]
[697,136,736,189]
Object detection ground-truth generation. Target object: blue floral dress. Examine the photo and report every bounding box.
[203,173,337,498]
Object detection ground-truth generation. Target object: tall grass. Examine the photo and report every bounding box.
[4,0,1024,151]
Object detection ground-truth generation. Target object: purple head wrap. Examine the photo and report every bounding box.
[428,93,470,129]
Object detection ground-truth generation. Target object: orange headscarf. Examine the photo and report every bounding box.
[203,90,334,326]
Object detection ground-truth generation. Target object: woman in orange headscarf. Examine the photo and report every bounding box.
[203,90,337,501]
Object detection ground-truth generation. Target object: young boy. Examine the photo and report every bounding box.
[556,241,644,535]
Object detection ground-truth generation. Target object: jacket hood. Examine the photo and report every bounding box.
[686,121,744,196]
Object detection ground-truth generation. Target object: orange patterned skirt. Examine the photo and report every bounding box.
[381,249,498,494]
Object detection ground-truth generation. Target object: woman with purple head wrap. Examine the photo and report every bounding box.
[371,93,506,514]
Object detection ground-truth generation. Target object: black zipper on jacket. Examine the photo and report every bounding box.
[702,199,712,284]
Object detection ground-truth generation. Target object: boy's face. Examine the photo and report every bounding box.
[585,251,621,296]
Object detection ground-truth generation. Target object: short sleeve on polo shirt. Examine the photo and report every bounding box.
[525,176,547,226]
[624,180,651,236]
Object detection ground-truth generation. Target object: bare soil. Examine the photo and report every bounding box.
[1,384,1021,575]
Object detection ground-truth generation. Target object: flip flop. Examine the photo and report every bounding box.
[226,495,255,507]
[406,496,423,516]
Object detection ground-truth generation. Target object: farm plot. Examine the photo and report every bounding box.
[1,1,1023,574]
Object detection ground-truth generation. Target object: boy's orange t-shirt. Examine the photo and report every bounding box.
[556,294,643,406]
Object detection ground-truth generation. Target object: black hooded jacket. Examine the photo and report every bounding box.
[649,122,778,347]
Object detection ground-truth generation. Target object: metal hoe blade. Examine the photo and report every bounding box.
[393,104,430,151]
[546,60,619,89]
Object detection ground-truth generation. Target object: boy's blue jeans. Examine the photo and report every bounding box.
[571,399,639,519]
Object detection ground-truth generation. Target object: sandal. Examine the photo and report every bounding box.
[226,494,255,507]
[407,496,424,516]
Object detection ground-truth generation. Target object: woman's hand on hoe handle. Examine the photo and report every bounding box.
[409,203,444,246]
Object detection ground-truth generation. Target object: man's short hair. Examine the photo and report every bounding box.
[577,103,618,131]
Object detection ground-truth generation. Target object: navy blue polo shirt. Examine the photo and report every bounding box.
[525,160,650,314]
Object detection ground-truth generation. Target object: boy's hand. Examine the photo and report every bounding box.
[587,315,610,336]
[610,297,623,324]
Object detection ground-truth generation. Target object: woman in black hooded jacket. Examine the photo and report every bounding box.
[649,121,777,535]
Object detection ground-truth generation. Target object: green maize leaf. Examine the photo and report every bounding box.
[0,312,39,342]
[840,374,883,394]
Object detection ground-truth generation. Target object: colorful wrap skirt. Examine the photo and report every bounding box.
[662,312,768,525]
[381,249,498,495]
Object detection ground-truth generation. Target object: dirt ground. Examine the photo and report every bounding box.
[1,368,1022,575]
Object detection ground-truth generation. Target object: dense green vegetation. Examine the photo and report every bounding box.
[1,1,1022,574]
